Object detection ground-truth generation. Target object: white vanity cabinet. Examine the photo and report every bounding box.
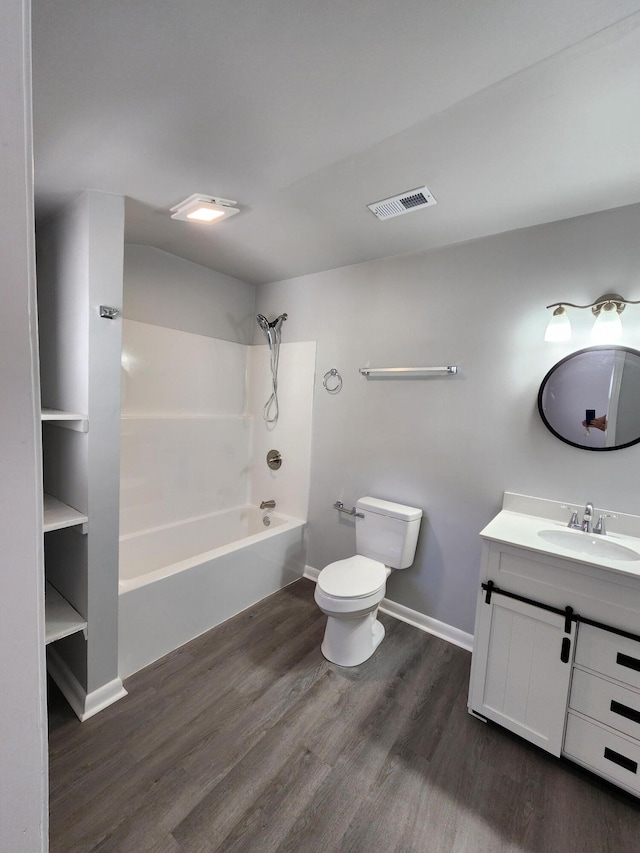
[565,625,640,796]
[469,494,640,796]
[469,591,574,755]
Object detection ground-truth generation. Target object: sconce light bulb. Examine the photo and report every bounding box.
[591,301,623,343]
[544,306,572,342]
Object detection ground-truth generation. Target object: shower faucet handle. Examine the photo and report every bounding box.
[266,449,282,470]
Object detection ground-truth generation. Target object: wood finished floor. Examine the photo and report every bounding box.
[48,579,640,853]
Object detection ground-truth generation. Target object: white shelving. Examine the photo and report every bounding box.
[41,407,88,432]
[43,493,88,533]
[45,582,86,644]
[43,492,88,645]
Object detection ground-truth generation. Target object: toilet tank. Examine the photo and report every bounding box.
[355,497,422,569]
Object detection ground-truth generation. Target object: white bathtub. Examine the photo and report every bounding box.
[118,506,307,677]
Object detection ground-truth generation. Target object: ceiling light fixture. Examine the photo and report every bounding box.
[544,293,640,344]
[170,194,239,223]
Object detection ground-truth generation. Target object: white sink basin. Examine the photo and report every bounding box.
[537,529,640,562]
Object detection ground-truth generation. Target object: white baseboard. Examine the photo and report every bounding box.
[303,565,320,581]
[47,646,128,722]
[303,564,473,652]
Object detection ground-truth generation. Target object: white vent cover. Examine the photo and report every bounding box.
[367,186,437,220]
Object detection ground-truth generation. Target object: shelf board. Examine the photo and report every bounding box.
[41,408,88,432]
[43,494,88,533]
[45,582,87,644]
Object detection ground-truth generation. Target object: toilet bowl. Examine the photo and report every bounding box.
[314,556,390,666]
[315,496,422,667]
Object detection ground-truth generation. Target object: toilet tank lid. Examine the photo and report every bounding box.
[357,497,422,522]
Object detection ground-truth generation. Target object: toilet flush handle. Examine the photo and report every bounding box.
[334,500,364,519]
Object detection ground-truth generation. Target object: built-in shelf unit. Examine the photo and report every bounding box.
[37,190,126,721]
[42,409,89,647]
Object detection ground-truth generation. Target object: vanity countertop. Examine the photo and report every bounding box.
[481,493,640,579]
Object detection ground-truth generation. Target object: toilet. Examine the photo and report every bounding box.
[314,496,422,666]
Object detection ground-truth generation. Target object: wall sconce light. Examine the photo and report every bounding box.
[170,194,239,223]
[545,293,640,344]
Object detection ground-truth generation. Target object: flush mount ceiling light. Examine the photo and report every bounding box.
[544,293,640,344]
[170,194,239,223]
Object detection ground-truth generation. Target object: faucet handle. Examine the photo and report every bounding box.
[594,514,618,536]
[561,505,580,529]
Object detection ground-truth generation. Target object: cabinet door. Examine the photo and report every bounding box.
[469,593,574,755]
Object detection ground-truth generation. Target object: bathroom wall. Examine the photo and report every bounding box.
[124,243,256,344]
[1,1,48,848]
[254,202,640,637]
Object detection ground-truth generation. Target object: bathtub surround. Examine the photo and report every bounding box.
[256,201,640,642]
[118,302,315,673]
[248,342,315,519]
[120,321,252,534]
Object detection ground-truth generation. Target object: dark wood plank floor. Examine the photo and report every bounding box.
[48,579,640,852]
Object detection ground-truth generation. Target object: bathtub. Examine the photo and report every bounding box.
[118,506,307,677]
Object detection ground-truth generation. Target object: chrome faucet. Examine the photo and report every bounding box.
[581,502,594,534]
[260,499,276,510]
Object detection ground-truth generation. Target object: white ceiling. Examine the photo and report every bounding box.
[31,1,640,285]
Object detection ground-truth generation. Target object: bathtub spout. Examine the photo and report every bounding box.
[260,499,276,510]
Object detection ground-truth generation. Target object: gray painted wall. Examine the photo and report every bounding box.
[123,244,255,343]
[0,0,48,848]
[255,202,640,635]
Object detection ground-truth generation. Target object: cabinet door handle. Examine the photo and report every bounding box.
[610,700,640,726]
[560,637,571,663]
[604,747,638,774]
[616,652,640,673]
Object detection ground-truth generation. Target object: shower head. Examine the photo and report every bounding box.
[256,314,270,332]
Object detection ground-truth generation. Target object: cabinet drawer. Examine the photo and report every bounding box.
[575,624,640,689]
[570,668,640,741]
[564,712,640,795]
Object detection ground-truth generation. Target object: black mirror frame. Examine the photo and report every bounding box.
[537,345,640,452]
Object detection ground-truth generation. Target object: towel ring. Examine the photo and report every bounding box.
[323,368,343,394]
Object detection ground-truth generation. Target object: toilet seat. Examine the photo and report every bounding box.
[318,555,387,599]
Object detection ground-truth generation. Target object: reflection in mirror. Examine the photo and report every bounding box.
[538,346,640,451]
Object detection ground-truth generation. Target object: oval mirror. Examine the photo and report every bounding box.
[538,346,640,451]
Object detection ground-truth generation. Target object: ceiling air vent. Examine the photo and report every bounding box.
[367,186,437,220]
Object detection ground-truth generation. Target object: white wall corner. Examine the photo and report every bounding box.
[304,565,474,652]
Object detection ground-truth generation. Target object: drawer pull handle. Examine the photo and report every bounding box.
[616,652,640,673]
[610,700,640,726]
[604,747,638,774]
[560,637,571,663]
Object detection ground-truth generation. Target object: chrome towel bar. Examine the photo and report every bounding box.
[359,366,457,377]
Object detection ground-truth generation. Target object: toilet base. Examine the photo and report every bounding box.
[320,610,386,667]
